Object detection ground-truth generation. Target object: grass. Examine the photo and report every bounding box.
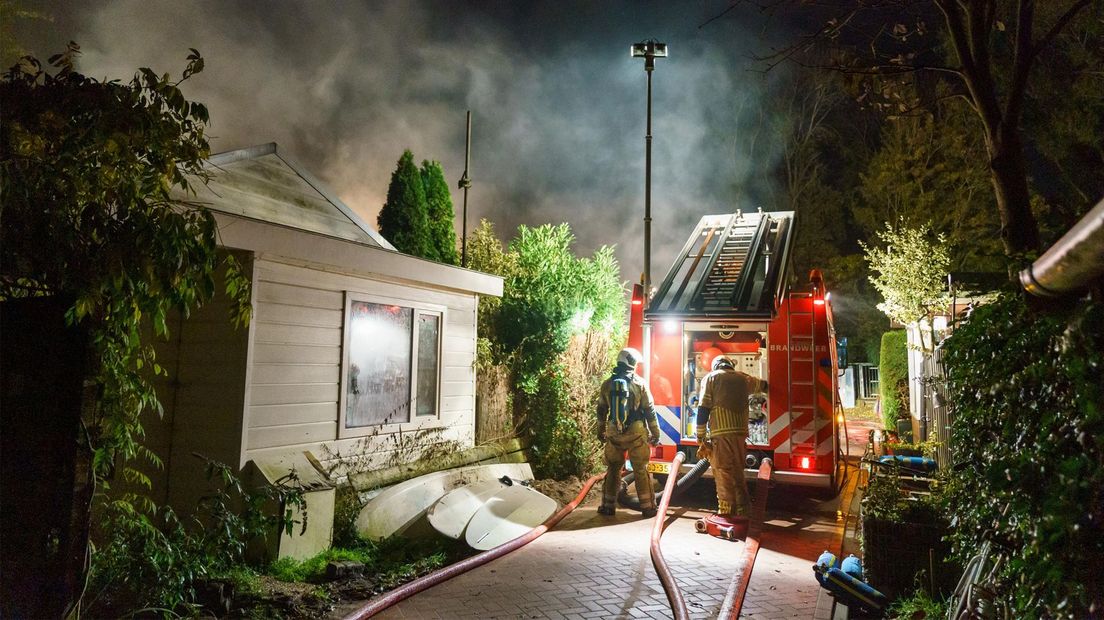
[219,565,264,597]
[265,536,469,585]
[845,400,881,423]
[887,588,947,618]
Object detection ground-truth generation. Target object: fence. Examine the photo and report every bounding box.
[856,364,880,400]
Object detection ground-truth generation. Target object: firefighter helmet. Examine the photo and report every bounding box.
[617,347,642,369]
[712,355,734,371]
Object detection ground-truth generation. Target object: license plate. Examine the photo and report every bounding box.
[646,462,671,474]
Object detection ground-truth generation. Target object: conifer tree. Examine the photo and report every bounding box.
[378,150,431,257]
[420,159,459,265]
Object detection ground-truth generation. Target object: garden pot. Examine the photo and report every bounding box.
[895,418,914,442]
[860,515,958,601]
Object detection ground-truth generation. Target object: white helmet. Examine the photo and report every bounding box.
[712,355,734,371]
[617,347,642,369]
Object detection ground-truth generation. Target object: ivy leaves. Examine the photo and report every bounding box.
[942,292,1103,617]
[0,48,251,483]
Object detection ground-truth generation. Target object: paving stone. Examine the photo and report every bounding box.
[341,424,879,620]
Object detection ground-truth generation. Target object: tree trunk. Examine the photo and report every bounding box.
[988,126,1042,260]
[0,297,94,619]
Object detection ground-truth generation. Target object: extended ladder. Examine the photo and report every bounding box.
[698,217,762,310]
[786,294,819,457]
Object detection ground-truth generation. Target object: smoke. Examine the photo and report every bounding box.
[13,0,795,281]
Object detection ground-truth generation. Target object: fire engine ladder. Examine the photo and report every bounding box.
[697,215,769,311]
[786,295,819,456]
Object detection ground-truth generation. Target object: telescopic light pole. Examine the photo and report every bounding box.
[631,40,667,307]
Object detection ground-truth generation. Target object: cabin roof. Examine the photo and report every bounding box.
[191,142,395,250]
[176,143,502,297]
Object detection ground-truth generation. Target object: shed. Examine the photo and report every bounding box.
[141,143,503,537]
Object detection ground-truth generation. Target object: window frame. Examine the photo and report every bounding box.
[338,292,446,439]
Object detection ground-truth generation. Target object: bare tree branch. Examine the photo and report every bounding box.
[1034,0,1096,60]
[1005,0,1036,127]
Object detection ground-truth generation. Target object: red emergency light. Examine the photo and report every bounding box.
[814,299,825,306]
[800,456,811,469]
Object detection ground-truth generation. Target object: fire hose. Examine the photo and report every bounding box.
[650,451,689,620]
[718,457,774,619]
[341,472,605,620]
[618,456,712,510]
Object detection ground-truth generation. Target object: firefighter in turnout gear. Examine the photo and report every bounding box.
[696,355,768,517]
[596,347,662,518]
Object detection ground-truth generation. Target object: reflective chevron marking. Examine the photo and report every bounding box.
[656,405,681,445]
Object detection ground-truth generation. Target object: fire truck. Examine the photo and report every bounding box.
[627,210,843,489]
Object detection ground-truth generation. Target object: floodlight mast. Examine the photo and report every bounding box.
[631,40,666,308]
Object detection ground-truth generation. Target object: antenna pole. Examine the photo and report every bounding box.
[459,111,473,268]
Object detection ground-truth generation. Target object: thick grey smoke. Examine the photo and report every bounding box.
[14,0,792,282]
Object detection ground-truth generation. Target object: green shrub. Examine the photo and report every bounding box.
[862,463,943,524]
[83,460,305,617]
[941,292,1103,617]
[879,330,909,430]
[885,439,939,459]
[468,221,625,479]
[331,484,365,549]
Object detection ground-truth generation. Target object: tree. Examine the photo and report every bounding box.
[0,45,249,617]
[856,98,1003,272]
[861,220,951,327]
[931,1,1095,258]
[721,0,1099,263]
[377,150,431,258]
[420,159,459,265]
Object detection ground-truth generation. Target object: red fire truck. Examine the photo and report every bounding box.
[627,210,843,489]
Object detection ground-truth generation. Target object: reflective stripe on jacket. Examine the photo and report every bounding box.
[698,369,765,437]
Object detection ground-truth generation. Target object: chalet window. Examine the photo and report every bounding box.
[340,295,443,435]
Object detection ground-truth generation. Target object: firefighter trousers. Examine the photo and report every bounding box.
[712,432,750,517]
[601,421,655,511]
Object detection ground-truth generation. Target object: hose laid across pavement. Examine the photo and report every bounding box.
[342,472,605,620]
[649,451,689,620]
[718,458,774,619]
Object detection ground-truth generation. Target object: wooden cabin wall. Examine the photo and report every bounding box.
[143,252,252,513]
[244,258,478,480]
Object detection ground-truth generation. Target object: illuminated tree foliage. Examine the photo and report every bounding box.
[378,149,431,258]
[861,221,950,326]
[420,159,459,265]
[0,44,249,617]
[857,100,1003,272]
[469,221,625,478]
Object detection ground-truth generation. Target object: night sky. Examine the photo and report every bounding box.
[10,1,795,281]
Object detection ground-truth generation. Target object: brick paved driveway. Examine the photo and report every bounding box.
[370,503,742,619]
[336,421,875,619]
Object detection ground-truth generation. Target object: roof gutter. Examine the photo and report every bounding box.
[1020,196,1104,297]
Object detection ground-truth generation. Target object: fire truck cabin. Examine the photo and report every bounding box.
[627,210,842,489]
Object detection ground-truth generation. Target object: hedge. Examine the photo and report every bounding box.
[941,292,1102,617]
[878,330,909,430]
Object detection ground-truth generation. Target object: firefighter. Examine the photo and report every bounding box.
[695,355,768,518]
[596,347,662,518]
